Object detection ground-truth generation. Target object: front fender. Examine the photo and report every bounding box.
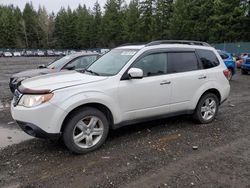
[50,90,122,132]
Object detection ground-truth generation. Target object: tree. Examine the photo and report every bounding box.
[209,0,250,42]
[74,5,93,48]
[54,7,77,49]
[102,0,125,47]
[122,0,141,42]
[169,0,215,41]
[139,0,156,41]
[22,3,39,48]
[155,0,173,39]
[90,1,103,48]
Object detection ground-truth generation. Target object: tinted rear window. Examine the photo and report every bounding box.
[197,49,220,69]
[218,51,229,59]
[168,52,199,73]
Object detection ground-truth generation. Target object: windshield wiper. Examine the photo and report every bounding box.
[84,69,100,76]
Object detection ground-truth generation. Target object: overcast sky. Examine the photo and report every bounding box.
[0,0,131,13]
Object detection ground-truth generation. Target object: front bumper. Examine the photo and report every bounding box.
[11,100,68,135]
[17,120,60,139]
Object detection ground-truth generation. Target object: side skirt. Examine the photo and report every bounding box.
[112,110,194,129]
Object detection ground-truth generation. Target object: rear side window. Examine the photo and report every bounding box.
[168,52,199,73]
[197,49,220,69]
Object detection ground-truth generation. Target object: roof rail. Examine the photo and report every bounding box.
[145,40,211,47]
[119,42,147,47]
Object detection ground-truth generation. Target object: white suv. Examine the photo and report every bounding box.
[11,41,230,153]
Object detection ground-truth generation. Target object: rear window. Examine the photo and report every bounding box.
[168,52,199,73]
[218,51,229,59]
[197,49,220,69]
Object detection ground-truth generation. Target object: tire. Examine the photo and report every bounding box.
[193,93,219,124]
[63,107,109,154]
[241,69,248,75]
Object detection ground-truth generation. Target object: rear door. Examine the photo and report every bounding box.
[167,51,207,112]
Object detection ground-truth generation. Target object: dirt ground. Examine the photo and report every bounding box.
[0,57,250,188]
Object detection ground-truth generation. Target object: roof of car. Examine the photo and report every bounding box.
[116,40,213,51]
[69,52,100,57]
[116,40,211,50]
[116,44,214,51]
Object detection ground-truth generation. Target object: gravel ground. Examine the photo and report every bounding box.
[0,57,250,188]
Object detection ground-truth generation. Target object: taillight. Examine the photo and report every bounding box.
[223,69,229,79]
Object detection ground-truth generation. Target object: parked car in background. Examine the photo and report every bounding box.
[9,52,100,93]
[217,50,236,80]
[241,54,250,75]
[13,52,21,57]
[3,52,13,57]
[46,50,55,56]
[35,50,45,57]
[24,50,34,57]
[54,51,64,56]
[10,40,230,154]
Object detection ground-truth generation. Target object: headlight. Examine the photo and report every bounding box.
[18,93,54,107]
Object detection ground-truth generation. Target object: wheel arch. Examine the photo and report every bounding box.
[61,103,114,133]
[197,88,221,108]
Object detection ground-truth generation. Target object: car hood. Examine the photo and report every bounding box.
[12,68,57,78]
[21,71,108,91]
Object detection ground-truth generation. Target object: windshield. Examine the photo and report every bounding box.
[86,49,138,76]
[47,55,74,69]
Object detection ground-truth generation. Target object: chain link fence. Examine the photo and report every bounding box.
[213,42,250,55]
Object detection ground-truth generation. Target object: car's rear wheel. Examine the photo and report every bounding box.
[63,107,109,154]
[241,69,248,75]
[193,93,219,124]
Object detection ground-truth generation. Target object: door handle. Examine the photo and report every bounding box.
[160,81,171,85]
[198,75,207,79]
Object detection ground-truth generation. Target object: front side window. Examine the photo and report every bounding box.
[87,49,138,76]
[47,55,74,69]
[197,49,220,69]
[132,53,168,77]
[65,55,98,70]
[168,52,199,73]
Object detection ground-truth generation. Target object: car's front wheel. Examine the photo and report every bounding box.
[63,107,109,154]
[193,93,219,124]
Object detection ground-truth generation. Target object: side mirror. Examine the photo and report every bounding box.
[128,68,143,79]
[65,65,75,70]
[38,64,46,69]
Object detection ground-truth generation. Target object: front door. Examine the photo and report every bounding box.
[118,52,171,121]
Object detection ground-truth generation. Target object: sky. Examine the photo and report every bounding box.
[0,0,131,13]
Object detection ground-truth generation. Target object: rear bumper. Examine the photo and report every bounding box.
[17,120,60,139]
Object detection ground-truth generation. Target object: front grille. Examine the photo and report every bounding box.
[13,90,22,106]
[246,59,250,64]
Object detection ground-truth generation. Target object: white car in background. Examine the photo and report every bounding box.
[11,40,230,154]
[13,52,21,57]
[3,52,13,57]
